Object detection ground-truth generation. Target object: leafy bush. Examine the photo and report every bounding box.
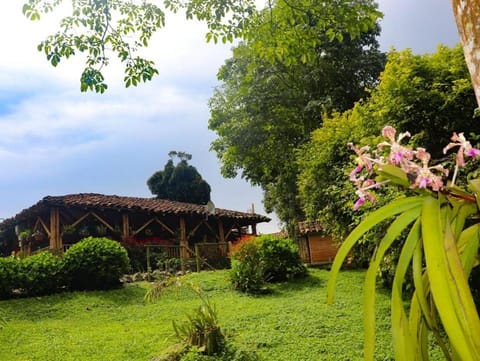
[173,297,225,356]
[256,235,307,282]
[20,251,64,296]
[230,241,265,294]
[0,257,20,299]
[63,237,130,290]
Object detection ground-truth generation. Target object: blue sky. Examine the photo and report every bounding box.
[0,0,460,233]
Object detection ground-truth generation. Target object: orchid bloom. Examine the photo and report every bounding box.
[378,126,414,166]
[348,143,375,181]
[409,147,447,191]
[443,132,480,167]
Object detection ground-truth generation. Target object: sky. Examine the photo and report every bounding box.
[0,0,460,233]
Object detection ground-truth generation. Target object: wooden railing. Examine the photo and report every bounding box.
[144,242,230,272]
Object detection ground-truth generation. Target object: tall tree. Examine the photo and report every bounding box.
[22,0,381,92]
[451,0,480,107]
[209,13,385,233]
[147,151,211,204]
[298,44,480,239]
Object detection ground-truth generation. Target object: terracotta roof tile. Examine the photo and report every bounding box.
[298,220,323,235]
[0,193,270,226]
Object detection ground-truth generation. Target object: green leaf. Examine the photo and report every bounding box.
[421,196,480,360]
[363,206,421,360]
[327,196,423,305]
[377,164,410,188]
[391,219,421,361]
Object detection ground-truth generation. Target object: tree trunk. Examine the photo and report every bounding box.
[451,0,480,107]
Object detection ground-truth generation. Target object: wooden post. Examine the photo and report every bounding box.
[122,213,130,241]
[195,244,201,272]
[179,217,188,259]
[218,220,225,243]
[49,207,61,253]
[251,223,257,236]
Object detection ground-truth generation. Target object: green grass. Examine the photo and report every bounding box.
[0,269,441,360]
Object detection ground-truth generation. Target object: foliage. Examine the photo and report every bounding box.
[327,127,480,360]
[230,240,265,294]
[230,236,307,292]
[148,152,211,204]
[19,251,64,296]
[63,237,130,290]
[209,18,385,232]
[22,0,381,92]
[173,297,225,356]
[0,257,21,299]
[298,44,480,241]
[0,269,427,361]
[256,235,307,282]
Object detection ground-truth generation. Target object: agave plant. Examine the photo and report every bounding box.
[327,127,480,361]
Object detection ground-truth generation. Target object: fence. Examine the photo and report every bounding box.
[145,242,230,273]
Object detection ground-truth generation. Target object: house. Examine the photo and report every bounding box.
[297,220,341,265]
[0,193,270,259]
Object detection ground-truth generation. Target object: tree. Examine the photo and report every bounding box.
[451,0,480,106]
[298,44,480,239]
[22,0,381,92]
[209,17,385,233]
[147,151,211,204]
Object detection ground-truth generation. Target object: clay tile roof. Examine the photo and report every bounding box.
[298,220,323,235]
[0,193,270,227]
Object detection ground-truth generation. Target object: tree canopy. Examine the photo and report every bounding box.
[22,0,381,92]
[147,151,211,204]
[297,44,480,239]
[208,11,385,232]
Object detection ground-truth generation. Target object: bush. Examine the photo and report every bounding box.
[63,237,130,290]
[256,235,307,282]
[20,251,64,296]
[230,241,265,294]
[0,257,20,299]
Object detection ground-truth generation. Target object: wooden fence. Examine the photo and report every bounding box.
[145,242,230,273]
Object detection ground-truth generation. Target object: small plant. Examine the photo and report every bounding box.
[61,224,75,235]
[146,278,226,357]
[230,240,265,294]
[63,237,130,290]
[18,229,32,241]
[173,297,225,356]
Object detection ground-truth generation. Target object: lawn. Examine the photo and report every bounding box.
[0,268,442,360]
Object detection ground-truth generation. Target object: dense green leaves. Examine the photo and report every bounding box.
[209,12,385,231]
[22,0,382,92]
[147,152,211,204]
[298,45,480,240]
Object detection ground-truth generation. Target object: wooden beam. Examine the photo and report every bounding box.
[49,207,61,251]
[131,217,155,237]
[224,222,238,240]
[71,212,91,228]
[91,211,114,231]
[179,217,188,259]
[187,220,204,240]
[154,217,175,235]
[203,221,220,242]
[122,214,130,241]
[218,220,225,243]
[251,223,257,236]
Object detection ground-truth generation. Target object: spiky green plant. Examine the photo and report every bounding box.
[328,127,480,361]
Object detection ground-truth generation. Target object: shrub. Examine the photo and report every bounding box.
[63,237,130,290]
[173,297,225,356]
[230,241,265,294]
[0,256,20,299]
[256,235,307,282]
[20,251,64,296]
